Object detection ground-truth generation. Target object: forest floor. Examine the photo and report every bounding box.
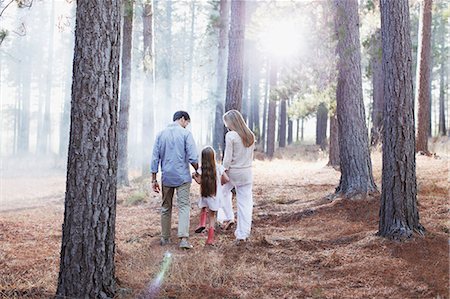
[0,141,449,299]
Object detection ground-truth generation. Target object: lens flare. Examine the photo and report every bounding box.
[143,251,173,298]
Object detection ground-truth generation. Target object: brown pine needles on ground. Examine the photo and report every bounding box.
[0,144,448,298]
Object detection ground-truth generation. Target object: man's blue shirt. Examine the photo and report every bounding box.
[151,122,198,187]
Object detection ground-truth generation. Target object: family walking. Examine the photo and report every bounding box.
[150,110,255,249]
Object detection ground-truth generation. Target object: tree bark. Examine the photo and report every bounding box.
[213,0,229,158]
[142,1,155,176]
[56,0,121,297]
[437,7,447,136]
[379,0,424,239]
[315,102,328,150]
[225,0,245,112]
[117,0,134,186]
[287,100,293,145]
[415,0,433,153]
[278,99,286,148]
[261,61,269,150]
[369,29,384,147]
[328,113,340,167]
[266,61,277,158]
[333,0,377,198]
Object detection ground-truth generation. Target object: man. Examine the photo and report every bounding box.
[151,111,199,249]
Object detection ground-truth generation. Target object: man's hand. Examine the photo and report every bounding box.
[152,181,160,193]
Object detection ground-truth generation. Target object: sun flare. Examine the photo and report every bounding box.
[259,21,302,59]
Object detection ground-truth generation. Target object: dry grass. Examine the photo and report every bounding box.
[0,143,449,298]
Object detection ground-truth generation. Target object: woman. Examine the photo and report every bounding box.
[219,109,255,243]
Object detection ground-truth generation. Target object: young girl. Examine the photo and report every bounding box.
[192,146,229,245]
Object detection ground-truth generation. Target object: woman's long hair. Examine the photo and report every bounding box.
[223,109,255,147]
[200,146,217,197]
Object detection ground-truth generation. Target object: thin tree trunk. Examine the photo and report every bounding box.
[261,61,269,150]
[213,0,229,158]
[278,99,286,148]
[415,0,433,153]
[37,0,55,154]
[301,118,304,141]
[287,99,293,145]
[379,0,424,240]
[370,29,384,147]
[334,0,377,198]
[328,113,340,167]
[142,1,155,176]
[316,102,328,150]
[266,61,277,158]
[117,0,134,186]
[187,1,195,108]
[56,0,121,296]
[296,118,300,142]
[17,45,31,155]
[438,9,447,136]
[224,0,245,112]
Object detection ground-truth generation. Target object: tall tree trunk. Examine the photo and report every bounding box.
[287,100,293,145]
[261,62,269,150]
[17,44,31,155]
[266,61,277,158]
[316,102,328,150]
[224,0,245,112]
[56,0,121,297]
[300,118,304,141]
[37,0,55,154]
[142,1,155,176]
[249,42,260,139]
[117,0,134,186]
[379,0,424,239]
[296,118,300,142]
[334,0,377,198]
[370,29,384,147]
[278,99,286,148]
[328,113,340,167]
[187,1,196,108]
[213,0,229,158]
[437,7,447,136]
[415,0,433,153]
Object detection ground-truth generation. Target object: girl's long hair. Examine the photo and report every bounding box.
[223,109,255,147]
[200,146,217,197]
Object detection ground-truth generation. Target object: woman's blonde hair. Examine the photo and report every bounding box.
[223,110,255,147]
[200,146,217,198]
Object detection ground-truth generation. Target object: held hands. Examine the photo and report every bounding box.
[192,172,201,184]
[152,181,160,193]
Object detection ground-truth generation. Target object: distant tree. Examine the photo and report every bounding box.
[266,62,277,158]
[37,0,55,155]
[328,112,340,167]
[248,40,261,140]
[415,0,433,153]
[436,1,447,136]
[365,29,384,147]
[117,0,134,186]
[213,0,229,157]
[141,0,155,176]
[378,0,424,239]
[56,0,121,297]
[278,98,287,147]
[333,0,377,198]
[315,102,328,150]
[287,99,293,145]
[225,0,245,112]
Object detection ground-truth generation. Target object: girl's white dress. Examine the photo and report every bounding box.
[197,165,225,211]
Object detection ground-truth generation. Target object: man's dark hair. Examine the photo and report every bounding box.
[173,111,190,121]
